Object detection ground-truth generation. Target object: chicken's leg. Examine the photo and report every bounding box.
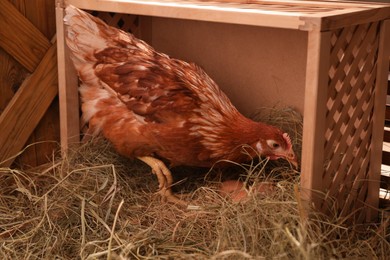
[137,156,187,206]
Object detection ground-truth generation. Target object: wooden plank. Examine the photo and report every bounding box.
[0,49,28,113]
[11,0,59,168]
[183,0,389,9]
[300,30,331,209]
[64,0,307,30]
[10,0,57,38]
[0,44,58,167]
[0,0,51,72]
[14,98,60,168]
[316,6,390,31]
[366,19,390,221]
[56,3,80,152]
[63,0,390,31]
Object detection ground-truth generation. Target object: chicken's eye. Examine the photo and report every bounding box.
[266,140,280,149]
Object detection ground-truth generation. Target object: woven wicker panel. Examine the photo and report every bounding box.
[323,22,380,220]
[91,11,140,36]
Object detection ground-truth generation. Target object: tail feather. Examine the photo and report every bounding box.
[64,5,154,81]
[64,5,127,134]
[63,5,157,136]
[64,5,110,68]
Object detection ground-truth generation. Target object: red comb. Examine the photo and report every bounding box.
[282,133,292,150]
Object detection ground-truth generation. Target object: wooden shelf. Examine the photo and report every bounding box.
[61,0,390,31]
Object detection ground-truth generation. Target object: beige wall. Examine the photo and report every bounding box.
[149,18,308,116]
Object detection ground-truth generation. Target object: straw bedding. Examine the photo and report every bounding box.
[0,108,388,259]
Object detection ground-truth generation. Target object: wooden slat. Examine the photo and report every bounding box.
[68,0,306,30]
[11,0,59,168]
[325,97,374,193]
[0,0,51,72]
[325,25,378,158]
[319,7,390,31]
[13,0,57,39]
[368,19,390,221]
[300,30,331,208]
[341,151,370,219]
[0,49,27,112]
[0,44,58,167]
[324,76,376,191]
[63,0,390,31]
[173,0,390,10]
[56,5,80,152]
[327,23,376,121]
[334,125,372,212]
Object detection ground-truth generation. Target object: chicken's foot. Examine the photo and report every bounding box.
[137,156,188,206]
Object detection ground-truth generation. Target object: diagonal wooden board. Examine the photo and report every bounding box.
[0,0,59,167]
[0,0,51,72]
[0,43,58,167]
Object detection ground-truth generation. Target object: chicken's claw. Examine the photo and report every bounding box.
[138,156,188,207]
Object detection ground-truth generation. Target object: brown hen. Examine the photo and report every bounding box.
[64,5,298,205]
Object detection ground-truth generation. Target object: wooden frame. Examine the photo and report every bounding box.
[0,0,58,167]
[370,20,390,220]
[300,30,331,210]
[56,5,79,151]
[56,0,390,222]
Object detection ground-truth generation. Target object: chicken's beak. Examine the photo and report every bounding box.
[284,151,299,170]
[289,158,299,170]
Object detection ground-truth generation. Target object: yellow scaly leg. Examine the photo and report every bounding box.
[138,156,188,206]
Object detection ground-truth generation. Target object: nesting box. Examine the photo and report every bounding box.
[56,0,390,222]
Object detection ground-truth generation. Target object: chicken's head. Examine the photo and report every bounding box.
[254,128,298,169]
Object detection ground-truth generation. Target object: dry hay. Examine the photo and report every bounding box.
[0,108,389,259]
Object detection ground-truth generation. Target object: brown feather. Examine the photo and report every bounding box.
[64,5,298,169]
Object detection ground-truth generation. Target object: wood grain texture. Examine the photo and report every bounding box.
[0,44,58,167]
[300,31,331,209]
[65,0,390,31]
[56,5,80,152]
[64,0,307,30]
[13,99,60,168]
[10,0,56,39]
[320,7,390,31]
[365,19,390,221]
[11,0,59,168]
[0,0,51,72]
[0,49,28,113]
